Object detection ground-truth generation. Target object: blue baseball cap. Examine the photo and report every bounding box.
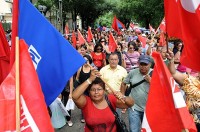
[139,55,151,64]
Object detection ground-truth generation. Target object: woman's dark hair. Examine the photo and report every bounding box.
[114,42,123,52]
[94,43,103,52]
[83,54,92,64]
[81,44,87,50]
[87,78,105,92]
[173,41,184,54]
[118,42,123,49]
[128,41,138,51]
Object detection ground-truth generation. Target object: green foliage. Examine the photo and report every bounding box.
[35,0,54,13]
[95,12,113,28]
[109,0,164,28]
[39,0,164,29]
[49,0,112,29]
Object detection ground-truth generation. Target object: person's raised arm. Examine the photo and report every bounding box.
[167,50,187,85]
[120,82,127,95]
[121,54,126,68]
[146,39,154,55]
[72,68,99,109]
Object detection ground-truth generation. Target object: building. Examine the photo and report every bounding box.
[0,0,82,33]
[0,0,12,22]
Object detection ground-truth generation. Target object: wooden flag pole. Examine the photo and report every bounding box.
[15,37,20,132]
[166,33,169,53]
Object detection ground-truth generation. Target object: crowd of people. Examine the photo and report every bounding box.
[49,28,200,132]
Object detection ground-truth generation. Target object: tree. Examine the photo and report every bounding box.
[36,0,164,30]
[35,0,54,16]
[51,0,113,30]
[109,0,164,29]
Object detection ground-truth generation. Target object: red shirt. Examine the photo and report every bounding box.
[82,95,117,132]
[91,52,106,68]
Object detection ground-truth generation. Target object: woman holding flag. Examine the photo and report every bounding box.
[167,50,200,131]
[72,68,134,132]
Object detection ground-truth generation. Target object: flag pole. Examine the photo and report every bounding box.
[166,33,169,53]
[15,37,20,132]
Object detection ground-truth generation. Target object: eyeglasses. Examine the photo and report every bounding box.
[97,48,102,50]
[90,88,103,92]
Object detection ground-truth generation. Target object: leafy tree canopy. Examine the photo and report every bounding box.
[35,0,164,29]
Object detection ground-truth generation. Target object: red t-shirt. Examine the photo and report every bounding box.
[82,95,117,132]
[91,52,106,68]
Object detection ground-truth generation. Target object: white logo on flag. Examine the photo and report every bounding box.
[170,77,186,108]
[20,95,39,132]
[180,0,200,13]
[28,45,41,70]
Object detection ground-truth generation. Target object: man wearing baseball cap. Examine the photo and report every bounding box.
[121,55,153,132]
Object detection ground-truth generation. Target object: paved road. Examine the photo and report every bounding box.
[55,106,129,132]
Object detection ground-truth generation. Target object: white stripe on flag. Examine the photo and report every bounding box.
[172,91,186,109]
[141,112,152,132]
[21,95,39,132]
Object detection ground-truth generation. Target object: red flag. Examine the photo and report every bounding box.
[0,40,54,131]
[159,32,166,46]
[142,52,197,132]
[149,24,155,33]
[159,18,166,33]
[87,26,93,42]
[112,16,125,33]
[165,0,200,71]
[77,29,86,45]
[112,16,119,32]
[108,32,117,52]
[138,35,147,48]
[116,18,125,29]
[0,22,10,84]
[10,0,19,68]
[71,30,77,48]
[65,24,69,39]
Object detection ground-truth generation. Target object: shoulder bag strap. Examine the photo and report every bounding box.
[130,70,153,88]
[105,96,118,132]
[129,70,153,91]
[105,95,117,115]
[125,79,145,96]
[124,52,134,66]
[130,79,145,88]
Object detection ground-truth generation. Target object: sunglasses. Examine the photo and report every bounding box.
[97,48,102,50]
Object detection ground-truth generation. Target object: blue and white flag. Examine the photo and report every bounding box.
[18,0,85,105]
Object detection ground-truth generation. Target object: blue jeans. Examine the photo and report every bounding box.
[128,108,144,132]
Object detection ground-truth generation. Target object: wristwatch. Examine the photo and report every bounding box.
[123,95,126,102]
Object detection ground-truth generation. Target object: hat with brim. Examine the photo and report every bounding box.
[139,55,151,64]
